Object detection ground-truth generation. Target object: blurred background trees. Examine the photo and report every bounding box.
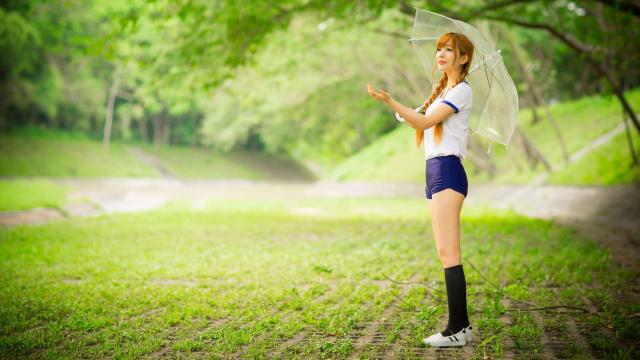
[1,0,638,175]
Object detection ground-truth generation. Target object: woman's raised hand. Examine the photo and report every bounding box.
[367,83,391,103]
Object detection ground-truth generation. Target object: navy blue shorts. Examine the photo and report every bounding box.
[425,155,468,199]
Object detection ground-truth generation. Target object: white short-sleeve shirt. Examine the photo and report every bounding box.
[395,80,473,160]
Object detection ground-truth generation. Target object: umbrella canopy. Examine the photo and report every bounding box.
[409,8,519,148]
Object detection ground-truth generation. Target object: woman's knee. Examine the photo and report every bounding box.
[437,247,461,267]
[440,258,462,268]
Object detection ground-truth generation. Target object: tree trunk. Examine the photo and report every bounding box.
[153,113,162,147]
[623,107,638,165]
[466,136,497,178]
[512,126,552,172]
[191,116,200,148]
[138,117,148,143]
[507,147,524,173]
[499,26,544,124]
[392,62,426,101]
[541,107,570,164]
[103,68,121,151]
[498,24,570,164]
[161,112,170,146]
[0,96,7,133]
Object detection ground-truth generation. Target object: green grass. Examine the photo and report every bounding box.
[328,88,640,186]
[489,88,640,185]
[0,178,70,212]
[327,126,425,182]
[139,143,315,181]
[3,125,94,142]
[0,126,315,181]
[0,135,159,178]
[547,130,640,185]
[0,197,638,358]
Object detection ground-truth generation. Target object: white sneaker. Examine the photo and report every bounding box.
[423,327,467,347]
[463,325,473,342]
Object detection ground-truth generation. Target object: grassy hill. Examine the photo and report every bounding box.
[0,127,314,182]
[326,88,640,186]
[0,127,315,211]
[0,130,158,178]
[136,143,315,182]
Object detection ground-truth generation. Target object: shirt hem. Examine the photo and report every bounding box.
[425,153,463,160]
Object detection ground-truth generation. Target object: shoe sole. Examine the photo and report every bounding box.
[425,341,466,347]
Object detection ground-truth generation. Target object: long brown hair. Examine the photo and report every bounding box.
[416,32,474,147]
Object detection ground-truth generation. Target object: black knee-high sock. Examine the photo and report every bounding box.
[440,264,470,336]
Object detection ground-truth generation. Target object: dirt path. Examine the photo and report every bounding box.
[127,147,178,178]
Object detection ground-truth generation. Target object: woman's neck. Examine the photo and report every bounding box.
[445,69,462,88]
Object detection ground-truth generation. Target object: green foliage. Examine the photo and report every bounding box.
[260,76,398,167]
[485,0,640,99]
[0,8,41,76]
[0,1,109,133]
[1,0,639,173]
[0,8,44,120]
[198,9,415,166]
[5,125,90,141]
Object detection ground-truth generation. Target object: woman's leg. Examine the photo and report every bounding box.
[432,188,464,268]
[432,188,469,337]
[428,199,440,254]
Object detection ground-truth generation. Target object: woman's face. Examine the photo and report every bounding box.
[436,40,466,72]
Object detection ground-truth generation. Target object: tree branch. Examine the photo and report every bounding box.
[467,0,533,19]
[591,0,640,17]
[483,15,640,133]
[372,28,407,39]
[482,15,599,55]
[398,0,532,21]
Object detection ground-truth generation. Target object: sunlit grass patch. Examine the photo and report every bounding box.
[0,197,638,358]
[547,130,640,185]
[0,178,69,211]
[0,135,159,178]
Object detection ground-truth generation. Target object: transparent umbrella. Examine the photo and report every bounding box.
[409,7,519,149]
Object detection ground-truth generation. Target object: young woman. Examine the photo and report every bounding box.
[367,32,475,347]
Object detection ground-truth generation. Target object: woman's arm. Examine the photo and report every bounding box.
[404,121,421,130]
[396,107,423,130]
[387,97,455,131]
[367,83,454,131]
